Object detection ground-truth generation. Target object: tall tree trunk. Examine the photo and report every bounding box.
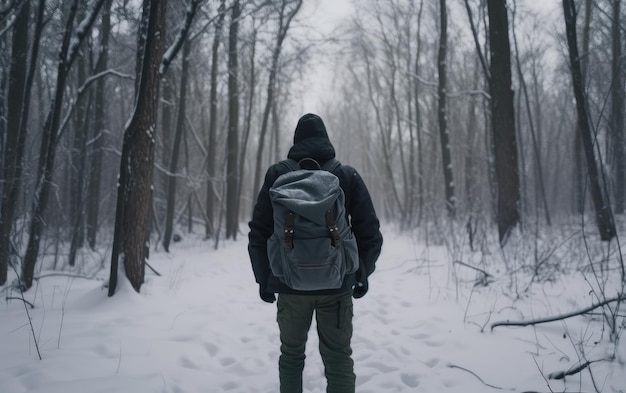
[1,0,30,285]
[109,0,166,295]
[225,0,241,240]
[237,23,258,225]
[205,0,226,238]
[86,0,112,250]
[437,0,455,217]
[414,0,424,225]
[610,0,624,214]
[562,0,616,241]
[160,77,174,210]
[487,0,520,245]
[68,51,91,267]
[163,38,191,251]
[22,0,105,290]
[574,0,592,215]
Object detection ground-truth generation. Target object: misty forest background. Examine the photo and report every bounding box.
[0,0,625,325]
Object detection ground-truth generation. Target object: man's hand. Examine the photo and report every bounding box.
[259,286,276,303]
[353,280,368,299]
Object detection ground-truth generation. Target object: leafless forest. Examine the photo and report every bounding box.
[0,0,624,303]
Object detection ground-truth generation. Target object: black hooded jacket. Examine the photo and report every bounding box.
[248,114,383,295]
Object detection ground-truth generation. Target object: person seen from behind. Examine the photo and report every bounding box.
[248,113,383,393]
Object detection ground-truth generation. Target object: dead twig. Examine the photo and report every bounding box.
[146,262,161,276]
[491,295,626,331]
[448,364,505,390]
[11,265,42,360]
[34,273,96,281]
[453,260,493,278]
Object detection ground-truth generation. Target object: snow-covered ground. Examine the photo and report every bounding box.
[1,228,625,393]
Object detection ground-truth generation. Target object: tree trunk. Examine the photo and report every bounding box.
[562,0,616,241]
[205,0,226,238]
[86,0,112,250]
[573,0,592,215]
[1,0,30,285]
[109,0,166,295]
[68,51,91,267]
[487,0,520,245]
[610,0,624,214]
[437,0,455,217]
[237,23,258,226]
[225,0,241,240]
[414,0,424,225]
[163,38,191,252]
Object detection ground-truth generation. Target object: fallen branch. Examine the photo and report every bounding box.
[34,273,96,281]
[491,295,626,331]
[547,360,593,380]
[6,296,34,309]
[448,364,504,390]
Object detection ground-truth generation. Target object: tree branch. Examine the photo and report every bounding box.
[6,296,34,309]
[491,295,626,331]
[160,0,202,75]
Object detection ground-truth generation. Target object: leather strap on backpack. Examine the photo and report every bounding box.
[284,211,295,248]
[325,210,340,247]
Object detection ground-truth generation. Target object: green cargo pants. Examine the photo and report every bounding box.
[276,290,355,393]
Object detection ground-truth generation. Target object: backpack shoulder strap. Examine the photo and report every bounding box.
[279,159,299,172]
[322,158,341,174]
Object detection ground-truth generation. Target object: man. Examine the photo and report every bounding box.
[248,113,383,393]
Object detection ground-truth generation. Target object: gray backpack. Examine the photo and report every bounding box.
[267,158,359,291]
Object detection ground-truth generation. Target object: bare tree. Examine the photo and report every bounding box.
[205,0,226,238]
[225,0,240,240]
[562,0,615,241]
[163,38,191,251]
[86,0,113,250]
[487,0,520,245]
[0,0,30,285]
[109,0,167,294]
[610,0,624,214]
[573,0,592,215]
[437,0,455,217]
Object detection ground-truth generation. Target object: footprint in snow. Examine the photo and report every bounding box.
[202,341,219,357]
[178,355,200,370]
[401,372,420,388]
[424,357,440,368]
[220,357,236,366]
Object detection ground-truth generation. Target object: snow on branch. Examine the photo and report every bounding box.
[491,295,626,331]
[65,0,107,66]
[0,0,19,37]
[159,0,202,76]
[0,0,15,17]
[58,69,134,140]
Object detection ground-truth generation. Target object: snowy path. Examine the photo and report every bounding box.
[1,231,625,392]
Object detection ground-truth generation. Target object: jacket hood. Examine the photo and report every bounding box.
[288,113,335,162]
[293,113,329,144]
